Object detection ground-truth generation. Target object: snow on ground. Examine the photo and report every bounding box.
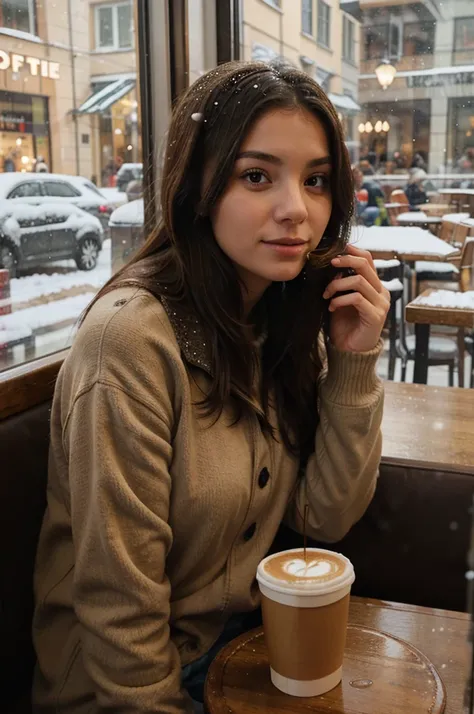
[0,293,95,341]
[9,238,112,305]
[0,239,112,349]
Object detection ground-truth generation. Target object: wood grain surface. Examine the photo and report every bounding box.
[0,349,66,420]
[382,381,474,474]
[205,597,470,714]
[406,302,474,329]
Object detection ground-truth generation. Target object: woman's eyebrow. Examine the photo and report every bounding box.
[236,150,332,168]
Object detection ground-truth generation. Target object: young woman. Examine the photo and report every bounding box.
[33,61,389,714]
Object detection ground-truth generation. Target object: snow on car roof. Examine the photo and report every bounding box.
[0,199,102,226]
[117,163,143,172]
[109,199,144,226]
[0,172,107,198]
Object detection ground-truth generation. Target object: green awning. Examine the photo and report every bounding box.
[75,78,136,115]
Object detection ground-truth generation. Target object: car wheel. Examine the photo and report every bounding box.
[0,242,18,278]
[75,235,100,271]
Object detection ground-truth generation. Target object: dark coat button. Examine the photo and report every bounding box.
[258,468,270,488]
[243,523,257,541]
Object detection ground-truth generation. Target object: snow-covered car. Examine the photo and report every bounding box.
[109,198,144,228]
[0,172,114,232]
[116,163,143,192]
[0,202,104,278]
[109,199,144,269]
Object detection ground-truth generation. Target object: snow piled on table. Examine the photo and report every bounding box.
[413,290,474,309]
[351,226,457,257]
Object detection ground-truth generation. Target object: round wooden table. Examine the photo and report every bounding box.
[205,619,447,713]
[204,596,472,713]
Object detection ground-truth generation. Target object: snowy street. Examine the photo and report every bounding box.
[0,239,112,369]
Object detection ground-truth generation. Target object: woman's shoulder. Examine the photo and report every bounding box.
[58,286,185,409]
[80,285,179,356]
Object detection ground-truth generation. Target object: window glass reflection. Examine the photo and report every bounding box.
[0,0,142,371]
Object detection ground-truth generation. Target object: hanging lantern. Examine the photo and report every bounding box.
[375,121,383,133]
[358,123,366,133]
[375,60,397,90]
[365,121,373,133]
[382,120,390,132]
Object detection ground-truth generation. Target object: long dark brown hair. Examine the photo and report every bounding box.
[84,60,354,461]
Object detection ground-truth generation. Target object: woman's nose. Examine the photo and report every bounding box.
[273,184,308,225]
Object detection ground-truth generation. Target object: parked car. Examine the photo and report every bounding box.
[109,199,144,271]
[116,163,143,192]
[0,202,104,277]
[125,178,143,202]
[0,172,113,232]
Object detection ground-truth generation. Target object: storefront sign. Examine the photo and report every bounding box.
[0,50,59,80]
[407,71,474,89]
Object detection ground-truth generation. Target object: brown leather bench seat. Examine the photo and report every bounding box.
[1,399,473,713]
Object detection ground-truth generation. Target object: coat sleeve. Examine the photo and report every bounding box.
[285,339,384,543]
[63,376,193,714]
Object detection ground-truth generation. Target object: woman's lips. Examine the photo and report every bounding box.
[263,240,308,257]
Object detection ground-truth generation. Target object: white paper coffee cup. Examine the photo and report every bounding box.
[257,547,355,697]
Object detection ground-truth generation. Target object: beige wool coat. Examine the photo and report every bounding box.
[33,286,384,714]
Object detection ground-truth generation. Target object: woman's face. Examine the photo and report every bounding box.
[210,107,333,306]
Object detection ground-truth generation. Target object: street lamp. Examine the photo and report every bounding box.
[375,59,397,90]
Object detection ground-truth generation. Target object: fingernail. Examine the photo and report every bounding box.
[332,257,341,265]
[323,290,328,298]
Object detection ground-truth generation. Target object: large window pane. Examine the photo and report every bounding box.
[117,3,132,49]
[0,0,143,371]
[302,0,313,36]
[98,6,114,49]
[317,0,330,48]
[1,0,34,34]
[365,24,389,60]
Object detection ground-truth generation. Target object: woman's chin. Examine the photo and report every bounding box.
[265,262,305,283]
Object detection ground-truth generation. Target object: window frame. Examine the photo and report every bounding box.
[364,23,389,60]
[342,14,355,64]
[453,16,474,52]
[402,20,436,57]
[0,0,237,388]
[317,0,331,49]
[0,0,37,35]
[302,0,314,37]
[94,1,134,52]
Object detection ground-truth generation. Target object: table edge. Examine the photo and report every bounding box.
[380,455,474,476]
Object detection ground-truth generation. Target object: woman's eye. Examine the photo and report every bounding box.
[306,175,328,188]
[242,170,269,185]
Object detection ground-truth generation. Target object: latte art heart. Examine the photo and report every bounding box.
[284,558,333,579]
[262,549,348,585]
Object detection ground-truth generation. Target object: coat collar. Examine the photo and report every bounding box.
[161,296,213,375]
[160,296,267,378]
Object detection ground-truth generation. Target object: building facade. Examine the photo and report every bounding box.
[0,0,362,182]
[0,0,140,185]
[241,0,362,160]
[358,0,474,172]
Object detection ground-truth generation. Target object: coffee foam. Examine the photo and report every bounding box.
[257,548,355,600]
[266,552,345,584]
